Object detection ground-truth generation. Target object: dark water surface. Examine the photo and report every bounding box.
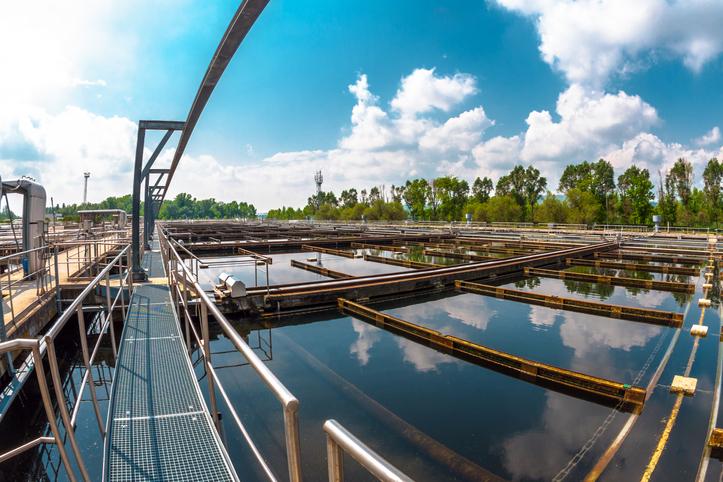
[0,249,717,481]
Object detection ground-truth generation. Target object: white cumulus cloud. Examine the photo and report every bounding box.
[494,0,723,87]
[521,83,660,162]
[390,68,478,116]
[694,127,722,147]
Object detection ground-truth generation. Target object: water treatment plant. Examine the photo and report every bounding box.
[2,1,723,481]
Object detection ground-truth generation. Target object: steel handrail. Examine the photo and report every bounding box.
[169,248,298,410]
[46,245,130,340]
[0,244,131,481]
[158,227,302,482]
[70,265,129,428]
[323,419,414,482]
[0,338,79,481]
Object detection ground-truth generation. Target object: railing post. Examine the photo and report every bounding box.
[201,302,220,431]
[75,305,106,439]
[326,433,344,482]
[119,257,126,320]
[54,246,62,315]
[127,248,134,293]
[105,272,117,360]
[45,336,92,482]
[7,255,15,322]
[285,408,304,482]
[0,296,13,375]
[31,342,78,482]
[183,273,190,354]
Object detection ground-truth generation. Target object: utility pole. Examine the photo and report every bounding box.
[83,172,90,207]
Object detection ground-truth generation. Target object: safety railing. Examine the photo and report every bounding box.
[158,227,303,482]
[0,245,55,334]
[659,226,719,235]
[594,224,650,233]
[323,419,414,482]
[0,244,131,482]
[58,236,131,280]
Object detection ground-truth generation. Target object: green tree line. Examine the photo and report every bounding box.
[53,193,256,221]
[268,157,723,227]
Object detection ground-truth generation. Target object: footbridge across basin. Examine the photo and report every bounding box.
[103,242,238,481]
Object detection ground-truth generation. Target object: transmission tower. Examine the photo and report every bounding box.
[314,170,323,208]
[83,172,90,206]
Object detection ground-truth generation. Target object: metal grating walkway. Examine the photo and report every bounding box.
[104,247,238,481]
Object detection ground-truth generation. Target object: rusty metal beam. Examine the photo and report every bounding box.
[302,245,355,259]
[568,259,699,276]
[290,260,352,279]
[350,242,411,253]
[456,280,683,328]
[423,249,497,262]
[338,298,645,410]
[363,254,442,269]
[525,267,695,293]
[594,252,704,266]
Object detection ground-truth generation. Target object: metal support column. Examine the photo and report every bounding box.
[131,121,183,281]
[144,178,151,250]
[131,126,146,281]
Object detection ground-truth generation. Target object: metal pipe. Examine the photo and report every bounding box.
[323,419,414,482]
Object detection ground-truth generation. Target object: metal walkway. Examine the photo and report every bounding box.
[104,244,238,481]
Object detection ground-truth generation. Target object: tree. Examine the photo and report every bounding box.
[558,161,590,193]
[592,159,615,224]
[703,158,723,229]
[537,193,568,224]
[496,166,526,209]
[565,188,600,225]
[472,177,493,204]
[618,166,654,225]
[657,169,677,226]
[524,166,547,222]
[485,196,523,222]
[426,179,440,219]
[339,189,358,208]
[436,175,470,221]
[558,159,614,223]
[403,179,428,220]
[369,186,381,204]
[670,157,695,208]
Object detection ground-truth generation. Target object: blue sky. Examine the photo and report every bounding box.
[1,0,722,211]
